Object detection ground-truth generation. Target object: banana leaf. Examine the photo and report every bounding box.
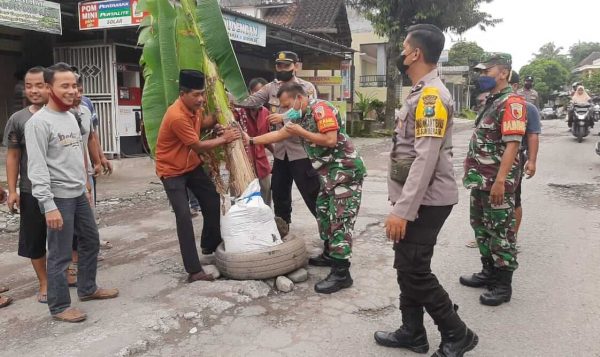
[196,0,248,101]
[138,0,179,155]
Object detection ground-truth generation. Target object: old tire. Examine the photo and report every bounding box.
[215,234,308,280]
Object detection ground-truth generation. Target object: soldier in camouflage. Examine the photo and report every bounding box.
[461,53,527,307]
[245,83,365,294]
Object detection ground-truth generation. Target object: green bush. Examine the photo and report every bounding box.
[459,108,478,120]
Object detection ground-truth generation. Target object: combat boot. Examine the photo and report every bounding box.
[431,326,478,357]
[374,307,429,353]
[459,257,494,288]
[314,259,353,294]
[309,242,333,267]
[480,270,513,306]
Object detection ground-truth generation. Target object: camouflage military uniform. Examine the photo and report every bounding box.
[292,99,366,260]
[463,86,527,271]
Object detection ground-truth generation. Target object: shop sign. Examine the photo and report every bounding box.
[0,0,62,35]
[79,0,147,30]
[305,76,343,86]
[223,14,266,47]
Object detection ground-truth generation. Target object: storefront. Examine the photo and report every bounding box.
[0,0,355,156]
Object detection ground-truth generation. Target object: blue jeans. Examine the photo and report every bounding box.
[47,194,99,315]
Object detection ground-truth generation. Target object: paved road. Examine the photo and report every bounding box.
[1,118,599,356]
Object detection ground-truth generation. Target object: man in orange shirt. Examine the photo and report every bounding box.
[155,70,239,283]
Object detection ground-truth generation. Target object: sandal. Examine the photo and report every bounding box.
[52,307,87,323]
[37,292,48,304]
[0,295,13,308]
[465,240,478,248]
[0,286,8,294]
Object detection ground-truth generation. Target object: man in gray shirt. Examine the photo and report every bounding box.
[4,66,51,304]
[25,63,118,323]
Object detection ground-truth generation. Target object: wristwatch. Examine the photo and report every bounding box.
[249,137,255,145]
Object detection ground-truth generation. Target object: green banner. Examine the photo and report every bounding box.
[0,0,62,35]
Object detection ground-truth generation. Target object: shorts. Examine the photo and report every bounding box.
[18,192,47,259]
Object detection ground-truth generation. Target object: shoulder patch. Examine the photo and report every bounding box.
[312,102,339,133]
[502,95,527,136]
[415,87,448,138]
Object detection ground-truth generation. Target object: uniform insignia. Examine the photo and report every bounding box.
[510,103,523,120]
[278,52,286,60]
[314,105,325,120]
[411,82,424,93]
[414,87,448,138]
[501,96,527,136]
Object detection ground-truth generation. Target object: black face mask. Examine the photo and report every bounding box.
[396,50,416,75]
[275,70,294,82]
[524,83,533,90]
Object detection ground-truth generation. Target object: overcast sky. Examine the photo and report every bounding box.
[449,0,599,70]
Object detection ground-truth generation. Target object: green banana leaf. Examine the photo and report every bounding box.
[196,0,248,101]
[138,0,179,155]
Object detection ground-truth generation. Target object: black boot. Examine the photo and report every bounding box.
[308,253,333,267]
[308,242,333,267]
[374,307,429,353]
[480,270,513,306]
[431,326,478,357]
[314,259,353,294]
[459,257,494,288]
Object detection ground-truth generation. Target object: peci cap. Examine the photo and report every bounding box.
[179,69,205,90]
[275,51,299,64]
[474,52,512,70]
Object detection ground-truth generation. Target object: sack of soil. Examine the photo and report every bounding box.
[221,179,282,253]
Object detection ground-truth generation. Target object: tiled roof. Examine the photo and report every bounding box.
[577,52,600,68]
[263,0,344,31]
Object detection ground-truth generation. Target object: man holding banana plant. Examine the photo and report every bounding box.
[155,69,240,283]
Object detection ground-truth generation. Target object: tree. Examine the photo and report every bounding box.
[519,59,570,104]
[533,42,571,69]
[448,41,485,66]
[569,42,600,67]
[583,71,600,96]
[346,0,500,129]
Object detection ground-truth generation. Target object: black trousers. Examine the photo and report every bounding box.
[162,166,221,274]
[394,205,464,333]
[271,156,320,223]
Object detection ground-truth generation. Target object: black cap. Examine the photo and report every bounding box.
[275,51,299,63]
[179,69,205,90]
[509,71,520,85]
[525,75,534,82]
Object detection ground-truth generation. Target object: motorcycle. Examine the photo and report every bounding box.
[571,104,593,143]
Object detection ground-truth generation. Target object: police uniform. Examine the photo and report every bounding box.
[517,76,540,109]
[382,68,469,345]
[461,53,526,306]
[236,51,320,224]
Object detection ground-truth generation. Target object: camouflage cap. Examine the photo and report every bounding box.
[474,52,512,70]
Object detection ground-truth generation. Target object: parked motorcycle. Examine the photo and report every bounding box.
[593,103,600,122]
[571,103,593,143]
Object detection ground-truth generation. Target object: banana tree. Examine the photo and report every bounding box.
[138,0,255,197]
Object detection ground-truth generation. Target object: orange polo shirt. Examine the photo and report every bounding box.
[155,98,203,178]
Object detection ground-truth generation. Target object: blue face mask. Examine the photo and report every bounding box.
[284,98,303,123]
[477,76,497,92]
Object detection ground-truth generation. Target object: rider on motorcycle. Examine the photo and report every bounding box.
[568,85,593,129]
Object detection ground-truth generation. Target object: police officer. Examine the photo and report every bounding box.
[236,51,326,264]
[374,24,478,357]
[517,75,540,109]
[461,53,527,307]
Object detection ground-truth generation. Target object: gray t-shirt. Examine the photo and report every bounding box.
[25,107,87,213]
[3,107,35,193]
